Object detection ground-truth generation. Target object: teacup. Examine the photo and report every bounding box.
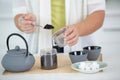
[83,46,101,61]
[69,51,88,63]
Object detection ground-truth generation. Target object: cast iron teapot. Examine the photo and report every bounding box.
[1,33,35,72]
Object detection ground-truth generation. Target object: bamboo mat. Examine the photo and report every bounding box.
[3,54,103,75]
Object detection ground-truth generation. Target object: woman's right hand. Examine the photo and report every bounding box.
[14,13,37,34]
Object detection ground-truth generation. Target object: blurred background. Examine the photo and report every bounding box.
[0,0,120,55]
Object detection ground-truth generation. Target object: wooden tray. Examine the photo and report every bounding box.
[3,54,102,75]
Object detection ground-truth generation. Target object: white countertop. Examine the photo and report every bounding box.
[0,52,120,80]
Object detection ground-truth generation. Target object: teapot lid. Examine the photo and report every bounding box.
[7,46,26,55]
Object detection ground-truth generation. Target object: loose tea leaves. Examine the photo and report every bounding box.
[44,24,54,29]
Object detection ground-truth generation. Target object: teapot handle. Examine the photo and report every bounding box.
[6,33,28,56]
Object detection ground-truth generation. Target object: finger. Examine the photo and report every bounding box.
[68,39,78,46]
[66,35,78,45]
[24,14,36,21]
[20,25,31,31]
[64,31,76,41]
[25,25,34,30]
[24,27,37,34]
[65,26,73,37]
[67,36,78,46]
[20,20,32,25]
[21,24,35,30]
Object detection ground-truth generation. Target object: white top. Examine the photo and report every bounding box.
[12,0,105,53]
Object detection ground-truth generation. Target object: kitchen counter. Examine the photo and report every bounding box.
[0,52,120,80]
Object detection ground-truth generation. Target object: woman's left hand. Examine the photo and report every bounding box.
[64,24,80,46]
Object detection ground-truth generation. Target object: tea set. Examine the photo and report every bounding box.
[1,25,107,73]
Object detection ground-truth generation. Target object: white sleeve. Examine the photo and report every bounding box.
[12,0,27,16]
[88,0,106,14]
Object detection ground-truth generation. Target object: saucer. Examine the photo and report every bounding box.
[71,61,107,74]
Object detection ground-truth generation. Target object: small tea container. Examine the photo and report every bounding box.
[40,49,57,70]
[53,27,66,47]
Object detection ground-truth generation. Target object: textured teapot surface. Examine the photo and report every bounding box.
[1,33,35,72]
[2,51,35,72]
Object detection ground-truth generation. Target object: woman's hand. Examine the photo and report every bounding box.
[64,25,80,46]
[14,13,37,34]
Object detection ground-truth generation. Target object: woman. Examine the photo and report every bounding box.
[13,0,105,53]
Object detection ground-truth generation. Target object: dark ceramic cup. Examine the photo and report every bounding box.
[69,51,88,63]
[83,46,101,61]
